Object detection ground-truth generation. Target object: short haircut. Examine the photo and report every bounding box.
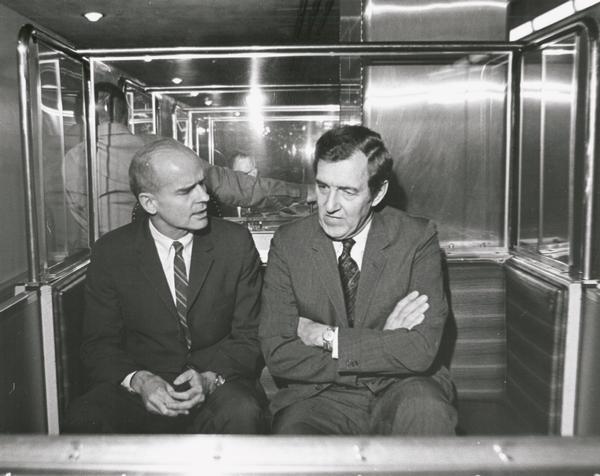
[129,138,192,198]
[313,125,393,196]
[95,82,128,124]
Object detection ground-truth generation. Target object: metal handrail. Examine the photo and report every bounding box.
[80,41,523,61]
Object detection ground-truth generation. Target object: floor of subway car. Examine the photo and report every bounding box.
[456,399,536,435]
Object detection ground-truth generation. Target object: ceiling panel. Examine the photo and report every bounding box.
[0,0,340,48]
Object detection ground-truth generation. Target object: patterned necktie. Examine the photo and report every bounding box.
[338,238,360,327]
[173,241,192,350]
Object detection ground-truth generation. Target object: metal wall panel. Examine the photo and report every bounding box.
[0,292,46,433]
[575,287,600,435]
[364,57,509,250]
[364,0,508,42]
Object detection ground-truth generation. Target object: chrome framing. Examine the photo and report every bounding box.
[517,17,599,280]
[17,25,91,284]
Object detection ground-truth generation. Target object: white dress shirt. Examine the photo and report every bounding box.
[148,220,194,304]
[121,220,194,390]
[329,215,373,358]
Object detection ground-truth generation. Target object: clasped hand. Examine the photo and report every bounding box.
[297,290,429,347]
[131,369,219,417]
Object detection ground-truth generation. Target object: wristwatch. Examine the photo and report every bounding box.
[322,326,336,352]
[214,374,226,387]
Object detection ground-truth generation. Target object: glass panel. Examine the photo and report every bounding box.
[364,54,509,250]
[540,37,577,263]
[96,52,510,250]
[126,88,154,135]
[38,42,89,274]
[518,34,578,266]
[206,114,337,229]
[518,49,542,250]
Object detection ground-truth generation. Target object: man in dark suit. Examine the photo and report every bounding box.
[259,125,457,435]
[65,138,267,434]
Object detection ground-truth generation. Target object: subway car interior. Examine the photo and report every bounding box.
[1,0,600,473]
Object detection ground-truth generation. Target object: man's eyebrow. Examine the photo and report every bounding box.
[176,178,204,193]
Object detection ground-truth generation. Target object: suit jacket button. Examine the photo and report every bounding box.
[315,384,322,390]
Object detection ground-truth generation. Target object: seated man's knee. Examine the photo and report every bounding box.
[202,381,268,434]
[374,378,457,436]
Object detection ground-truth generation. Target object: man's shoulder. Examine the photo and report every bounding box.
[92,221,140,253]
[273,213,318,240]
[378,207,437,239]
[207,217,255,245]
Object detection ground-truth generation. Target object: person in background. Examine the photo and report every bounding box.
[260,125,457,436]
[231,152,258,177]
[65,82,314,244]
[65,138,267,434]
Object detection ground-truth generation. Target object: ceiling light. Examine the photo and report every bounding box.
[203,96,213,106]
[509,21,534,41]
[532,1,575,31]
[574,0,600,10]
[171,77,183,85]
[83,11,104,22]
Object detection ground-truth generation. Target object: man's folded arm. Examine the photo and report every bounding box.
[336,225,448,376]
[259,233,356,385]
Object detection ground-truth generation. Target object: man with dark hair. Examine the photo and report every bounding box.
[260,125,456,435]
[65,82,314,242]
[65,137,267,434]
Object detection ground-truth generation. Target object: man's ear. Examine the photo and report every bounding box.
[138,192,157,215]
[371,180,389,207]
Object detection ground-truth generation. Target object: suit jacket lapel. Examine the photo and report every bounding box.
[354,212,390,328]
[136,219,177,316]
[187,228,214,311]
[311,225,348,327]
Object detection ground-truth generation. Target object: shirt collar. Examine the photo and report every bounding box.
[345,213,373,248]
[148,219,194,252]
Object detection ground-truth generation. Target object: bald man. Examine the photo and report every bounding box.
[65,138,267,434]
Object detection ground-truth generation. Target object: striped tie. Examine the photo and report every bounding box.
[338,238,360,327]
[173,241,192,350]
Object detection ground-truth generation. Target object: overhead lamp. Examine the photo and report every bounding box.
[531,1,575,31]
[203,96,213,106]
[509,21,534,41]
[171,77,183,85]
[83,11,104,22]
[574,0,600,10]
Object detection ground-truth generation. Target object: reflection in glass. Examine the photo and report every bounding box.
[198,114,337,230]
[518,35,578,265]
[96,51,513,250]
[38,43,89,273]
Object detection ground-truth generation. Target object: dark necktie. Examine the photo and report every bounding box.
[338,238,360,327]
[173,241,192,350]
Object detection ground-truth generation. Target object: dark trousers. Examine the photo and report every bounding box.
[273,376,457,435]
[64,378,269,434]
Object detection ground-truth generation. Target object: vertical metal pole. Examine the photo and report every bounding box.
[87,62,99,243]
[583,34,598,280]
[17,25,40,284]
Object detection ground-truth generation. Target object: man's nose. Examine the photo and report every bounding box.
[324,189,339,212]
[194,184,210,202]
